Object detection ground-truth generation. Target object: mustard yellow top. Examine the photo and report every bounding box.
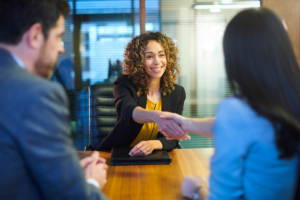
[130,98,162,147]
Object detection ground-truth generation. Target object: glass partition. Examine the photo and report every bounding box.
[52,0,260,150]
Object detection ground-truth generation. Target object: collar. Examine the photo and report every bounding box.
[10,53,26,69]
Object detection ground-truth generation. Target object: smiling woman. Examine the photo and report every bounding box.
[144,40,167,81]
[97,32,189,156]
[123,32,180,97]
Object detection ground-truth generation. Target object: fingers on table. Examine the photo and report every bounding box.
[130,142,152,157]
[130,142,145,155]
[135,146,149,156]
[135,149,147,156]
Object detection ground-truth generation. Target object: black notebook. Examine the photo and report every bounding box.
[111,147,172,165]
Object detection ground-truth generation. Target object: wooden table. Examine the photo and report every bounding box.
[78,148,214,200]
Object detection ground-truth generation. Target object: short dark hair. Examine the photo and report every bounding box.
[223,8,300,159]
[0,0,70,45]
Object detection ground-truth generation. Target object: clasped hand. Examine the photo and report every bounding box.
[182,176,207,200]
[80,152,108,189]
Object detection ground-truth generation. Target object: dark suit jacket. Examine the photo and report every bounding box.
[0,48,108,200]
[97,74,186,151]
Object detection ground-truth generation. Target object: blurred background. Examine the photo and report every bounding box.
[51,0,261,150]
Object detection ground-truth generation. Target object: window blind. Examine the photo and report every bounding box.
[52,0,260,150]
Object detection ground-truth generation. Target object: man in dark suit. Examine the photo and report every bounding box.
[0,0,108,199]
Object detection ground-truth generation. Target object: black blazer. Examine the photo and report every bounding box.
[97,74,186,151]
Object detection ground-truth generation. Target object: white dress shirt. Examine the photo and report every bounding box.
[11,53,26,69]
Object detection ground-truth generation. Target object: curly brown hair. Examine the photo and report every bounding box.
[123,32,180,97]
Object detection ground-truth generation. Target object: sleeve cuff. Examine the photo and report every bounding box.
[157,136,178,151]
[86,178,100,188]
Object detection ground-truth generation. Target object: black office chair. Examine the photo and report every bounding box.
[85,84,116,151]
[84,84,183,150]
[177,142,183,149]
[293,152,300,200]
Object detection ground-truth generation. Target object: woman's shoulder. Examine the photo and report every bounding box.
[164,84,185,100]
[115,74,130,83]
[217,96,268,125]
[114,74,137,93]
[172,84,185,94]
[174,83,184,90]
[218,96,252,112]
[218,96,253,115]
[115,74,135,87]
[215,97,273,143]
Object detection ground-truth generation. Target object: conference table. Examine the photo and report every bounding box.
[77,148,214,200]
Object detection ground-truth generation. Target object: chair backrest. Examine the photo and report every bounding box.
[89,84,117,150]
[293,153,300,200]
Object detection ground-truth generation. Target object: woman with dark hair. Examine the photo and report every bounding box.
[97,32,189,156]
[161,8,300,199]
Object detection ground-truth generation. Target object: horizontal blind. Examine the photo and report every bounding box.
[52,0,160,150]
[160,0,260,148]
[52,0,260,150]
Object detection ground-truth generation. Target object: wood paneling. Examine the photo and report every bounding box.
[262,0,300,64]
[77,148,214,200]
[139,0,146,34]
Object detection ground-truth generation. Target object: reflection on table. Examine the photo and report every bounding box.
[77,148,214,200]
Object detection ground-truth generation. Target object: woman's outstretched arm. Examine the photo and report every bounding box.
[160,113,215,139]
[132,107,189,139]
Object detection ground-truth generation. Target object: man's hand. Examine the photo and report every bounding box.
[154,111,190,140]
[158,112,191,140]
[81,152,108,189]
[182,176,206,200]
[79,152,106,169]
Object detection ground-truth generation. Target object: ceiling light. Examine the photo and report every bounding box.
[194,2,260,9]
[210,8,221,12]
[221,0,233,4]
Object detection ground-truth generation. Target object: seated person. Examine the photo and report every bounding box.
[97,32,190,156]
[161,8,300,200]
[0,0,107,199]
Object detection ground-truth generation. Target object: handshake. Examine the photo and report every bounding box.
[155,112,192,141]
[156,112,214,140]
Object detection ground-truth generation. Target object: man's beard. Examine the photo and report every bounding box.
[34,45,56,79]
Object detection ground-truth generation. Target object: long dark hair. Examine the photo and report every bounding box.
[223,8,300,159]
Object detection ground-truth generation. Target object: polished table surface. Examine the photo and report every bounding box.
[77,148,214,200]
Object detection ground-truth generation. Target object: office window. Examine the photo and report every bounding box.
[52,0,260,150]
[52,0,161,150]
[160,0,261,148]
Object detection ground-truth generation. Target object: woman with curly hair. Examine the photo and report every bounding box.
[97,32,190,156]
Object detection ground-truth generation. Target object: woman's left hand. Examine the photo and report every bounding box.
[129,141,154,156]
